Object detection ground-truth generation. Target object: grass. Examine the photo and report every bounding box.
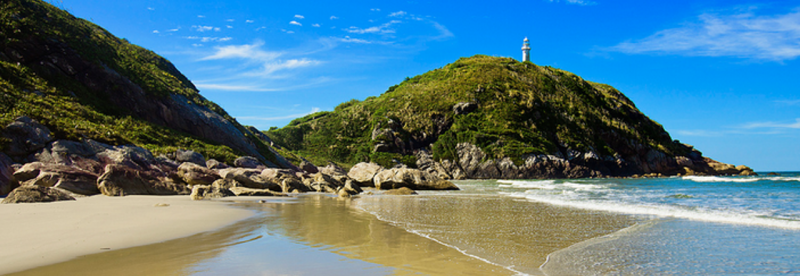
[266,55,689,168]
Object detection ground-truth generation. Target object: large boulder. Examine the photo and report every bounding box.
[12,162,99,195]
[177,162,220,185]
[1,186,75,204]
[299,160,319,173]
[189,185,234,200]
[303,172,343,193]
[1,153,16,195]
[347,162,384,187]
[205,159,229,169]
[175,149,206,166]
[318,162,349,183]
[373,168,459,190]
[234,156,264,169]
[2,116,53,157]
[218,168,281,191]
[97,164,189,196]
[260,168,309,193]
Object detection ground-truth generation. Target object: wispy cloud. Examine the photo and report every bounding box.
[330,16,339,20]
[201,42,281,61]
[167,27,180,32]
[185,36,233,43]
[152,30,160,34]
[345,20,401,34]
[197,15,206,18]
[312,23,321,27]
[290,21,302,26]
[246,20,255,23]
[199,41,321,79]
[370,8,381,12]
[193,25,219,32]
[547,0,596,6]
[294,15,305,19]
[147,7,155,11]
[605,8,800,61]
[741,118,800,129]
[775,99,800,106]
[389,11,407,17]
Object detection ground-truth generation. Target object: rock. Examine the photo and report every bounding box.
[1,153,17,195]
[453,102,478,115]
[13,162,99,195]
[382,187,417,195]
[1,186,75,204]
[210,178,242,190]
[347,162,384,187]
[767,172,780,176]
[205,159,229,169]
[319,162,349,183]
[299,160,319,173]
[190,185,234,200]
[97,145,157,170]
[98,164,189,196]
[228,186,287,197]
[175,149,205,166]
[218,168,281,191]
[706,160,739,175]
[343,179,363,195]
[457,143,486,178]
[373,168,459,190]
[415,150,453,180]
[735,165,757,176]
[2,116,53,157]
[234,156,264,169]
[337,187,352,198]
[177,162,220,185]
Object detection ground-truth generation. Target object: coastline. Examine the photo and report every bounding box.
[0,195,253,275]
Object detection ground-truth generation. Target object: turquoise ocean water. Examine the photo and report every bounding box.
[360,172,800,275]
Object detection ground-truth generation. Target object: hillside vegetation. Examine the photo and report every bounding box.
[0,0,276,164]
[267,55,688,169]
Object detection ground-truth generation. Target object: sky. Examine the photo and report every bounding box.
[50,0,800,171]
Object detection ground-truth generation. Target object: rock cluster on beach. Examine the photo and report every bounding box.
[0,117,457,203]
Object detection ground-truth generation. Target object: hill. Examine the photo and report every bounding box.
[0,0,286,166]
[266,55,752,178]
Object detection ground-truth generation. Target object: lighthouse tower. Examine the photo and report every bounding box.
[521,37,531,62]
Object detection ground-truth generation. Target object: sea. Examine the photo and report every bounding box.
[357,172,800,275]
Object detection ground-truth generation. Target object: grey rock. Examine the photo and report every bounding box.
[2,186,75,204]
[2,116,53,156]
[453,102,478,115]
[177,162,220,185]
[190,185,234,200]
[234,156,263,169]
[175,149,205,166]
[1,153,16,195]
[98,164,189,196]
[206,159,229,169]
[347,162,384,187]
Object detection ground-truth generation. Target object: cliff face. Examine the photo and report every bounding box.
[0,0,287,167]
[267,55,752,178]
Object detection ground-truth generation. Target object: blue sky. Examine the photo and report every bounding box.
[53,0,799,171]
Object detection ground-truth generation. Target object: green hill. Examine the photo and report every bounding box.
[266,55,743,178]
[0,0,281,165]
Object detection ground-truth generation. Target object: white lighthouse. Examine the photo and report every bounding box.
[521,37,531,62]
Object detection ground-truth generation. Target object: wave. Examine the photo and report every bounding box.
[497,180,606,191]
[504,192,800,230]
[682,176,761,183]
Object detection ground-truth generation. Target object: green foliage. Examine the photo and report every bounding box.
[0,0,274,164]
[267,54,684,168]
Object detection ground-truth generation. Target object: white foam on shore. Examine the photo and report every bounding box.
[497,180,606,191]
[504,192,800,230]
[682,176,761,183]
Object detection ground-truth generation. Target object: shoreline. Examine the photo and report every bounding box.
[0,195,253,275]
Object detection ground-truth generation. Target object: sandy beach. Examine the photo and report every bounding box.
[0,195,253,275]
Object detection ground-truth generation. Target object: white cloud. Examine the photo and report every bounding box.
[345,20,401,34]
[227,19,235,22]
[290,21,302,26]
[312,23,321,27]
[371,8,381,12]
[246,20,255,23]
[198,15,206,18]
[741,118,800,129]
[147,7,155,11]
[195,84,282,92]
[330,16,339,20]
[259,59,320,75]
[430,21,454,40]
[606,9,800,61]
[389,11,407,17]
[185,36,233,42]
[152,30,160,34]
[295,15,305,19]
[167,27,180,32]
[547,0,596,5]
[201,42,281,61]
[193,25,215,32]
[255,26,266,31]
[227,25,234,29]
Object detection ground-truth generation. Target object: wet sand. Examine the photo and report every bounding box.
[7,193,638,276]
[0,196,252,275]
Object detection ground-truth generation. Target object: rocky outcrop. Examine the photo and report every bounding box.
[1,153,15,195]
[234,156,265,169]
[177,162,220,185]
[319,162,349,183]
[1,116,53,157]
[2,185,75,204]
[218,168,281,191]
[175,150,205,166]
[228,187,287,197]
[12,162,99,195]
[453,102,478,115]
[98,164,189,196]
[373,168,459,190]
[347,162,384,187]
[189,185,234,200]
